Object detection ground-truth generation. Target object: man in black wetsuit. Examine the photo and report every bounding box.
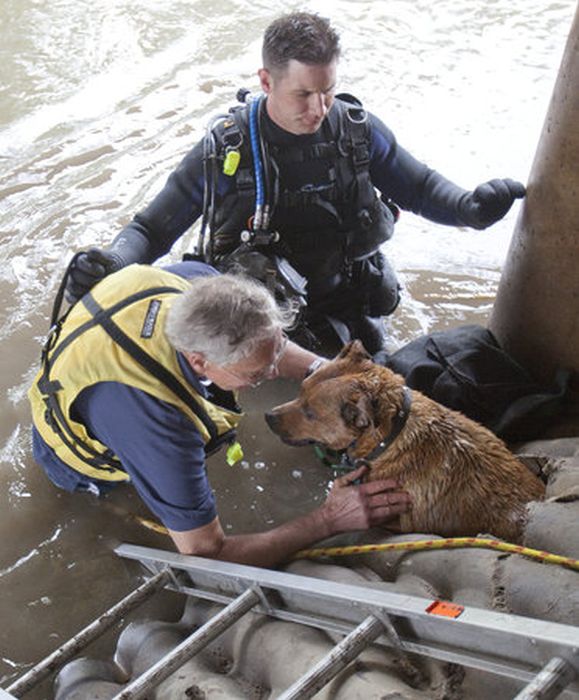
[66,11,525,353]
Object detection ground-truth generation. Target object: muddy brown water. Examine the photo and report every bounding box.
[0,0,575,695]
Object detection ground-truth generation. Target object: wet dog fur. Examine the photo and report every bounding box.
[266,341,545,543]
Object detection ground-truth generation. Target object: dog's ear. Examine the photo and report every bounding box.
[337,340,372,364]
[341,394,373,431]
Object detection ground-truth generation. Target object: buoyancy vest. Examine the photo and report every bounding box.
[210,95,396,279]
[28,265,243,482]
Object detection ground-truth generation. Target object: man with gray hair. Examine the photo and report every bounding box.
[29,260,410,567]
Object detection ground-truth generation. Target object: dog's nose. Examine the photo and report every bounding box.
[264,411,280,433]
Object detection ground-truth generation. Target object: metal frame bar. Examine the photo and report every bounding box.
[111,587,261,700]
[4,544,577,699]
[278,614,385,700]
[116,544,579,694]
[0,690,18,700]
[515,658,578,700]
[5,569,171,698]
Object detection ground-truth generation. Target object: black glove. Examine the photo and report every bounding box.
[458,178,526,230]
[65,248,122,304]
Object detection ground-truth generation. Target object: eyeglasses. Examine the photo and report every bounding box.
[216,333,289,388]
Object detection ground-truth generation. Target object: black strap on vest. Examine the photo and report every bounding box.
[82,291,220,442]
[224,109,256,203]
[38,285,224,475]
[38,370,122,473]
[273,142,339,165]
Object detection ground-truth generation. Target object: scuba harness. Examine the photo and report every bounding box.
[197,91,308,309]
[197,91,279,259]
[195,89,401,352]
[198,89,399,262]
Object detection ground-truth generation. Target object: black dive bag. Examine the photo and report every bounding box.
[374,325,569,442]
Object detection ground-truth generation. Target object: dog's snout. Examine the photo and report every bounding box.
[265,408,314,446]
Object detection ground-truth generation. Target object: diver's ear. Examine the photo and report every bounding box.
[258,68,273,94]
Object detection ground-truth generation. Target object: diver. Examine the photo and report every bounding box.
[65,11,525,354]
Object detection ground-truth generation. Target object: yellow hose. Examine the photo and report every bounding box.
[131,514,579,573]
[131,515,171,536]
[294,537,579,572]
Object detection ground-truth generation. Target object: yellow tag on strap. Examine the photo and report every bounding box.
[226,441,244,466]
[223,149,241,176]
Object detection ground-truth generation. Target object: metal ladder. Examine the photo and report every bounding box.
[4,542,579,700]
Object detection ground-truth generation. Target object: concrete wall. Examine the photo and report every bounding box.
[490,3,579,384]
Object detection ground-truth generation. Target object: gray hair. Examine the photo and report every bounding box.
[165,273,296,365]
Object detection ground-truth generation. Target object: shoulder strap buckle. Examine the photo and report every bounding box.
[346,106,368,125]
[352,143,371,169]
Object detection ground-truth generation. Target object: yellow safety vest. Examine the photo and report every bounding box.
[28,264,243,482]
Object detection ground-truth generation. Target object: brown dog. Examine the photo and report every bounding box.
[266,341,545,543]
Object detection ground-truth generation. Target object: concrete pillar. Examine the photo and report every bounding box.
[490,3,579,384]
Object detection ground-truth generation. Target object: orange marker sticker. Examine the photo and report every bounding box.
[425,600,465,619]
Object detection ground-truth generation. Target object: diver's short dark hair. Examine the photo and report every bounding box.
[262,12,341,74]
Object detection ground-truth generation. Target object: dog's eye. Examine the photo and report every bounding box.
[303,405,317,420]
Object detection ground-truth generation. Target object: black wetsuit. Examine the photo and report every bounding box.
[113,99,471,351]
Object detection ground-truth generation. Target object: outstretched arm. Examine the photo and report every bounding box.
[277,339,328,381]
[368,112,525,229]
[169,465,411,568]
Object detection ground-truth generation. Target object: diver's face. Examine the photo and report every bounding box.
[259,59,337,135]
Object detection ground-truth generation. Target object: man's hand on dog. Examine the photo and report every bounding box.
[321,465,411,532]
